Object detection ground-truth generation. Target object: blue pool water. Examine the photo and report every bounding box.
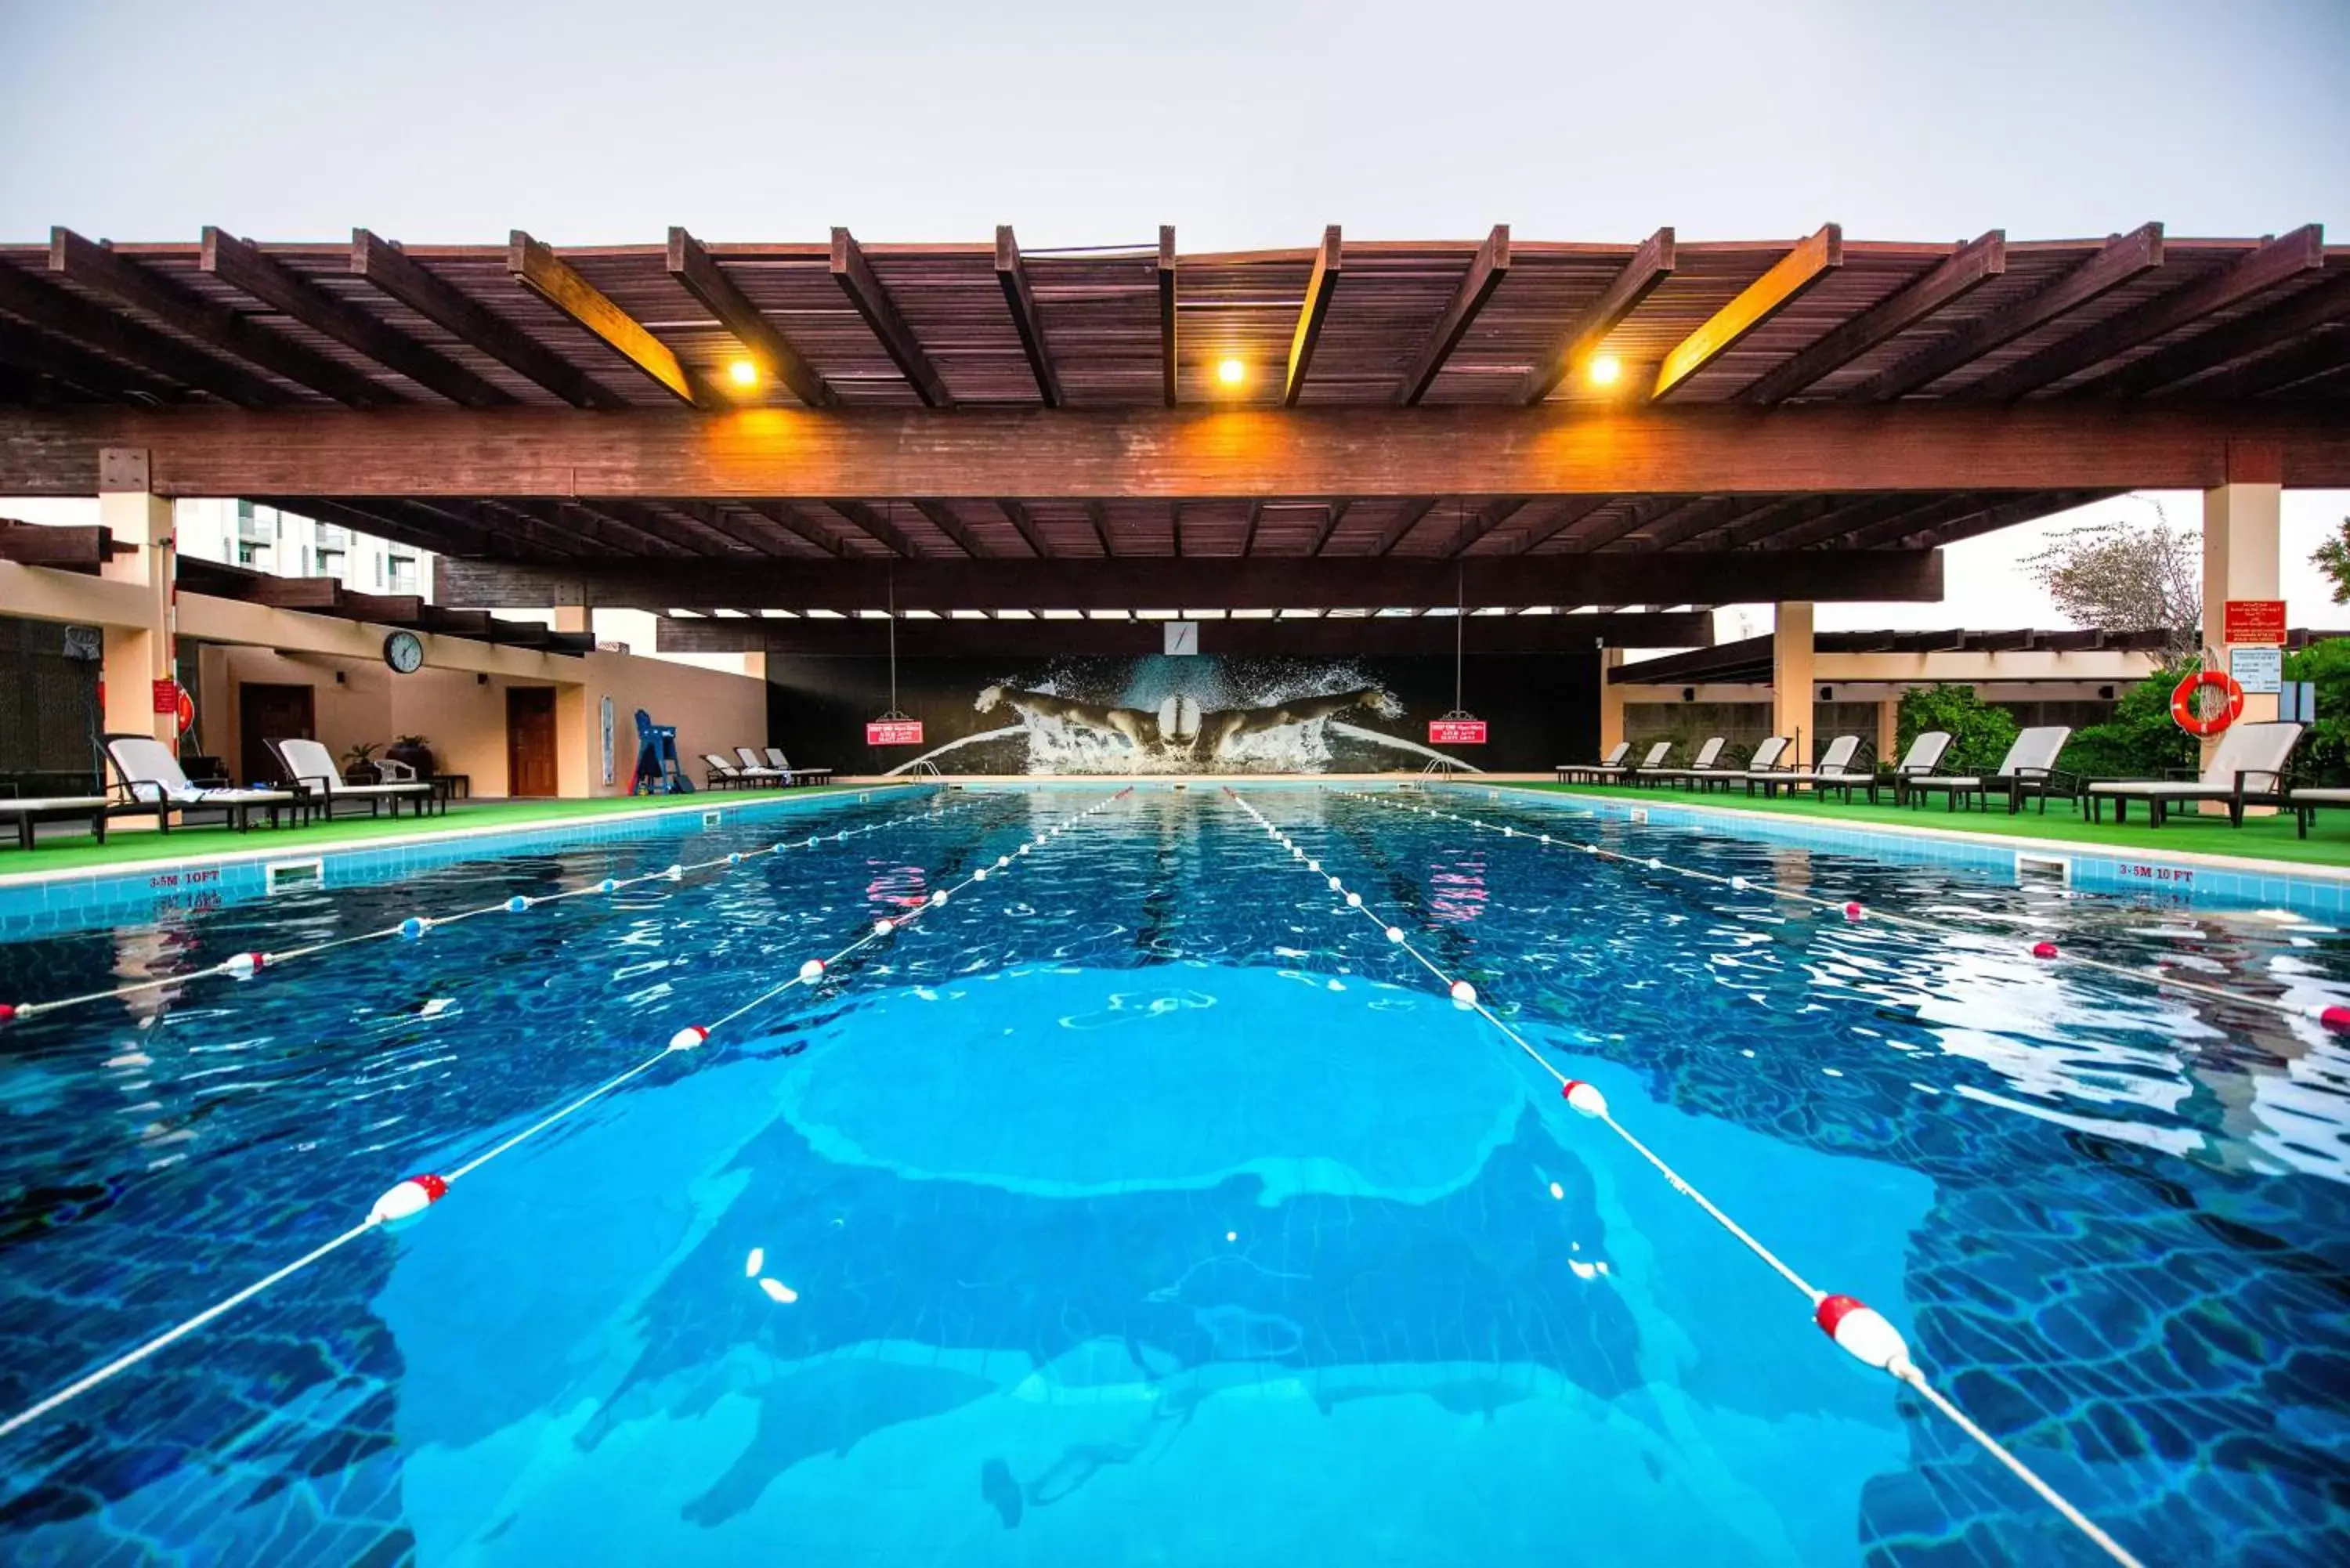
[0,784,2345,1565]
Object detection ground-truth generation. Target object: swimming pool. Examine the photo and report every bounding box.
[0,782,2344,1564]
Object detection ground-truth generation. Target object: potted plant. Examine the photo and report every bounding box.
[342,739,383,784]
[386,732,436,779]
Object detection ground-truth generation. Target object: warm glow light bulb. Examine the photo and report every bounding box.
[1217,357,1246,386]
[1587,354,1622,387]
[728,358,760,388]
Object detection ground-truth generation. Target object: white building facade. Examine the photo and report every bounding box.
[173,499,433,600]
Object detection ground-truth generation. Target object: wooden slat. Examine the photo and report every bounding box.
[602,499,740,556]
[201,228,512,409]
[674,500,796,557]
[667,227,834,408]
[1239,499,1264,555]
[830,228,953,408]
[270,495,494,558]
[508,229,703,406]
[1396,225,1509,406]
[352,229,628,409]
[912,498,982,557]
[996,499,1049,558]
[828,499,921,558]
[1308,498,1352,555]
[0,317,181,403]
[1085,499,1115,558]
[1859,490,2116,551]
[2171,323,2350,399]
[1516,226,1675,403]
[1848,222,2164,401]
[0,262,284,406]
[1440,498,1525,557]
[1659,494,1816,551]
[436,550,1947,613]
[1503,496,1611,553]
[1283,226,1343,407]
[1964,225,2324,401]
[411,497,590,558]
[508,497,687,556]
[743,500,847,557]
[1653,224,1842,401]
[1737,230,2005,404]
[1755,493,1936,551]
[2071,270,2350,398]
[994,226,1062,407]
[1553,496,1681,553]
[0,519,112,569]
[1368,497,1437,556]
[1158,226,1179,407]
[1609,495,1743,551]
[51,227,394,406]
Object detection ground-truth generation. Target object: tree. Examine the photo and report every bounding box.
[1896,684,2019,775]
[2311,517,2350,605]
[2019,501,2200,660]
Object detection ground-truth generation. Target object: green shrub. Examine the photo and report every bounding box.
[2063,667,2198,781]
[2283,637,2350,784]
[1896,684,2019,774]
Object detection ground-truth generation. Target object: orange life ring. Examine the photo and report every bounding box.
[175,688,194,732]
[2170,669,2243,737]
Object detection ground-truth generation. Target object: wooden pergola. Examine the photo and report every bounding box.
[2,221,2345,630]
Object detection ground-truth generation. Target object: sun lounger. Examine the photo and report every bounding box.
[2087,721,2301,827]
[1886,731,1954,805]
[732,747,790,786]
[1642,737,1729,790]
[1737,735,1794,795]
[2288,786,2350,839]
[1753,734,1873,801]
[1621,740,1673,782]
[104,735,300,833]
[1556,742,1632,784]
[763,747,833,786]
[1903,726,2073,815]
[703,753,750,789]
[1,794,112,851]
[268,738,439,819]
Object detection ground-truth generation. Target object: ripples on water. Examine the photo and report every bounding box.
[0,785,2342,1564]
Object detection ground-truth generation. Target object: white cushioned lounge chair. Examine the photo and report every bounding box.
[1904,726,2073,815]
[1,793,113,851]
[268,738,439,819]
[1754,734,1873,802]
[1556,742,1632,784]
[1642,736,1729,790]
[2088,721,2301,827]
[104,735,299,833]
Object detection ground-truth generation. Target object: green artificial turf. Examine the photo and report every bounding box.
[1,786,873,876]
[1496,781,2350,870]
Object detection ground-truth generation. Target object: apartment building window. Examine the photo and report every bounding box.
[316,522,350,548]
[314,547,345,580]
[237,541,271,569]
[388,555,418,593]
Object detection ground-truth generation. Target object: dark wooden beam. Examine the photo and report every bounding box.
[1963,226,2325,402]
[50,228,394,407]
[1503,496,1612,553]
[830,228,951,408]
[1611,495,1748,551]
[510,230,703,406]
[410,497,591,558]
[1848,222,2164,401]
[1757,493,1942,551]
[1705,494,1844,551]
[993,226,1062,408]
[740,500,844,556]
[1440,498,1527,557]
[1239,499,1265,555]
[9,402,2347,498]
[1551,495,1679,553]
[1870,490,2117,551]
[1283,226,1343,407]
[674,500,797,557]
[0,317,181,403]
[996,499,1049,558]
[436,550,1947,613]
[265,495,489,558]
[1083,500,1116,558]
[352,229,628,410]
[0,262,282,406]
[601,499,743,557]
[1158,226,1178,407]
[667,227,834,408]
[2184,327,2350,399]
[2074,272,2350,399]
[660,607,1712,658]
[1516,226,1675,403]
[1737,230,2005,405]
[824,499,922,558]
[1308,498,1352,555]
[201,228,513,409]
[508,497,689,557]
[1659,494,1813,551]
[911,498,982,557]
[1653,223,1842,401]
[0,518,114,569]
[1397,225,1509,406]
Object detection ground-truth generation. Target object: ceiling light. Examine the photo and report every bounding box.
[1217,357,1246,386]
[728,358,760,388]
[1587,355,1622,387]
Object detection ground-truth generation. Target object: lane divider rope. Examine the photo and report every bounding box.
[1226,786,2145,1568]
[0,788,1133,1442]
[1332,784,2350,1035]
[0,795,985,1025]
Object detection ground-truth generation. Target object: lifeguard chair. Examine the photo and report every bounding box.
[631,709,692,794]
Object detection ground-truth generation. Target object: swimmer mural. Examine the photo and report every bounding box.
[764,652,1600,775]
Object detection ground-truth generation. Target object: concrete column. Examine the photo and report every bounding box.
[1772,602,1815,766]
[2203,468,2283,740]
[552,606,590,634]
[1597,648,1626,753]
[96,450,176,746]
[1877,696,1901,766]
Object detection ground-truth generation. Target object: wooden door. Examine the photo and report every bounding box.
[506,687,559,797]
[238,682,314,786]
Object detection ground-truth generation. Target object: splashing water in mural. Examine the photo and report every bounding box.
[886,657,1448,775]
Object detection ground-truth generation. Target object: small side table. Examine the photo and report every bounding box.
[430,775,472,807]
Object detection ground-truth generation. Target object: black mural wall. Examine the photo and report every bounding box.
[765,652,1599,775]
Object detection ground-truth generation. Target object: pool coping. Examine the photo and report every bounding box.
[0,784,929,932]
[1464,781,2350,916]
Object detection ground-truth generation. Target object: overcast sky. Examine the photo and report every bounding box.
[2,0,2345,629]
